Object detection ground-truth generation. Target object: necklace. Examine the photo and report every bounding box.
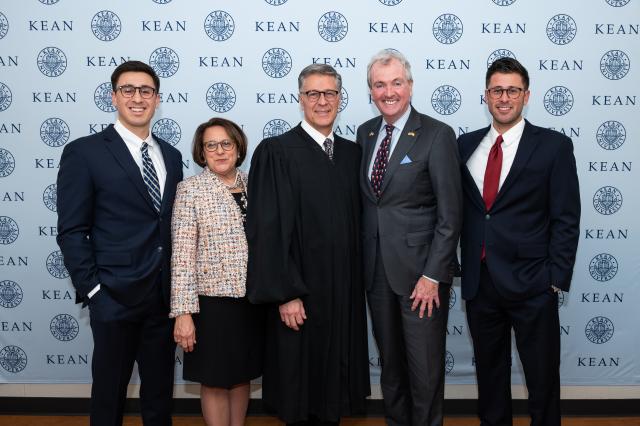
[221,169,241,190]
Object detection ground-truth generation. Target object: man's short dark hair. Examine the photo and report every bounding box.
[111,61,160,92]
[298,63,342,92]
[486,57,529,90]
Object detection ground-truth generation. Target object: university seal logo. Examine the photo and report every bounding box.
[94,82,115,113]
[262,48,292,78]
[557,291,565,308]
[431,85,462,115]
[449,287,457,309]
[0,82,12,112]
[91,10,121,41]
[605,0,630,6]
[585,316,614,344]
[379,0,403,5]
[0,12,8,39]
[149,47,179,78]
[40,118,70,147]
[432,14,463,44]
[50,314,80,341]
[265,0,288,5]
[263,119,292,138]
[600,50,630,80]
[543,86,573,116]
[153,119,181,146]
[318,11,348,42]
[445,351,454,374]
[204,11,234,41]
[0,345,27,373]
[0,216,19,245]
[589,253,618,282]
[339,87,348,113]
[38,0,60,4]
[596,121,625,150]
[0,280,23,309]
[546,14,577,45]
[492,0,517,5]
[592,186,622,215]
[37,47,67,77]
[0,148,16,178]
[43,184,57,212]
[46,250,69,279]
[487,49,516,68]
[206,83,236,113]
[152,0,172,4]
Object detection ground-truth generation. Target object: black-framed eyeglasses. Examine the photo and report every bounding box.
[115,85,157,99]
[486,87,525,100]
[204,140,235,152]
[302,90,339,102]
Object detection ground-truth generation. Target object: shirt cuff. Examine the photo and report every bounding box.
[87,284,101,299]
[422,275,439,285]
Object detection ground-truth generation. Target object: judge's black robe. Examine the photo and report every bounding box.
[247,125,370,423]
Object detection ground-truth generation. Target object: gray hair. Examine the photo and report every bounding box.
[297,63,342,92]
[366,49,413,88]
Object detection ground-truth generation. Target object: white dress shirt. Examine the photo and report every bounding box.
[301,119,334,148]
[466,118,525,195]
[367,106,412,177]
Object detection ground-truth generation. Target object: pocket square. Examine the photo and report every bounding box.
[400,155,412,165]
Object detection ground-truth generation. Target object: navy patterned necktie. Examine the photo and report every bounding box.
[141,142,162,212]
[370,124,394,198]
[323,138,334,161]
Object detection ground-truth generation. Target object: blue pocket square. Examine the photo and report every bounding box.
[400,155,412,165]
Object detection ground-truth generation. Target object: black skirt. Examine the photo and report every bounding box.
[183,295,264,388]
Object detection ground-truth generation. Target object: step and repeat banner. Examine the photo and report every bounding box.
[1,0,638,388]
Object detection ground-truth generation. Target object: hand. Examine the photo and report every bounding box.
[279,298,307,331]
[174,314,196,352]
[410,276,440,319]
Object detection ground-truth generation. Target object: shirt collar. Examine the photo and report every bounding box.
[380,105,412,134]
[114,119,155,147]
[301,119,334,144]
[490,117,525,147]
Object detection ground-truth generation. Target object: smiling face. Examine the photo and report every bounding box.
[111,71,159,139]
[202,125,237,179]
[299,73,340,136]
[369,58,413,125]
[486,72,530,134]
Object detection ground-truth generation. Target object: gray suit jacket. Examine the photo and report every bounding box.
[358,107,462,294]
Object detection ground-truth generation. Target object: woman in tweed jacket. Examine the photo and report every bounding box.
[170,117,263,426]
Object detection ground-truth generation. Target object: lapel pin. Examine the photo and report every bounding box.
[368,131,375,137]
[407,131,415,137]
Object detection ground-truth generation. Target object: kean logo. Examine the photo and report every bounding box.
[91,10,121,41]
[0,216,19,245]
[596,121,625,150]
[37,47,67,77]
[40,118,70,147]
[94,82,115,113]
[153,119,181,146]
[592,186,623,215]
[204,11,235,41]
[43,184,57,212]
[206,83,236,113]
[431,85,462,115]
[318,11,348,42]
[263,119,292,138]
[0,280,23,309]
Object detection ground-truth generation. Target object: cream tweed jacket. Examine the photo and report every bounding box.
[169,168,248,317]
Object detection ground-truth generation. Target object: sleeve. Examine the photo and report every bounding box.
[245,139,308,304]
[548,136,581,291]
[423,124,464,282]
[55,142,99,300]
[169,180,200,317]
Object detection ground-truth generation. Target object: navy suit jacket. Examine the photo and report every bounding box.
[458,120,580,301]
[56,124,183,308]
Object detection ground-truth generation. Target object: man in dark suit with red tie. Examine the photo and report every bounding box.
[57,61,183,425]
[458,58,580,426]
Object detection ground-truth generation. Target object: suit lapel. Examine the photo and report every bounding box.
[103,124,157,213]
[361,117,382,202]
[493,120,539,207]
[461,126,490,211]
[379,108,421,195]
[154,136,175,215]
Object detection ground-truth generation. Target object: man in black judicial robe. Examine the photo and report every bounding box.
[246,64,370,425]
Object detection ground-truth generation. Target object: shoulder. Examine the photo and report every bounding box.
[526,121,574,152]
[357,116,381,135]
[414,110,452,132]
[335,134,361,155]
[457,126,489,143]
[62,130,107,157]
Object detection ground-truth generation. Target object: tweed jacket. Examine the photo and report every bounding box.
[170,168,248,317]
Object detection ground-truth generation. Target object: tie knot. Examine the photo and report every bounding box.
[385,124,394,136]
[495,134,504,145]
[141,142,149,153]
[323,138,332,147]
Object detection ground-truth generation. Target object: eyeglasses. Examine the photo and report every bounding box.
[486,87,525,100]
[204,140,235,152]
[115,85,157,99]
[302,90,339,102]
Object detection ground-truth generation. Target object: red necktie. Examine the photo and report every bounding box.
[481,134,503,260]
[370,124,394,198]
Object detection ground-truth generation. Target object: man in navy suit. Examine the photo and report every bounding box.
[458,58,580,426]
[57,61,183,426]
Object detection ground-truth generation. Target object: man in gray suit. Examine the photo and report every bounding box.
[357,49,462,426]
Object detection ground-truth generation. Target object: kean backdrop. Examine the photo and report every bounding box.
[0,0,638,390]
